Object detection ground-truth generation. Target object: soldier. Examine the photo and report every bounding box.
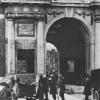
[49,74,57,100]
[36,75,44,100]
[83,74,92,100]
[42,75,49,100]
[57,74,66,100]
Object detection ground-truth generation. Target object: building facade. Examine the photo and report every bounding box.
[0,0,99,83]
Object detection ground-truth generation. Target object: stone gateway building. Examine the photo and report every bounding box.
[0,0,99,84]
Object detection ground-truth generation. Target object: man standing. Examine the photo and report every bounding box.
[49,74,57,100]
[36,75,44,100]
[42,75,49,100]
[57,74,66,100]
[83,74,92,100]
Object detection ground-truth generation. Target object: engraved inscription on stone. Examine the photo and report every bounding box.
[18,23,34,36]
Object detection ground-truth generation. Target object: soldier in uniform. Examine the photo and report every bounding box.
[36,75,44,100]
[49,74,57,100]
[57,74,66,100]
[83,74,92,100]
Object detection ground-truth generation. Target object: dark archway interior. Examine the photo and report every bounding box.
[46,18,88,84]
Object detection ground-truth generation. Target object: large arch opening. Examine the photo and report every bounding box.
[46,18,90,84]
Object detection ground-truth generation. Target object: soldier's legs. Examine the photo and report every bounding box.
[52,93,56,100]
[39,92,44,100]
[44,91,48,100]
[60,93,65,100]
[85,95,89,100]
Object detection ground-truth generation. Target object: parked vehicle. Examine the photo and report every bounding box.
[91,69,100,100]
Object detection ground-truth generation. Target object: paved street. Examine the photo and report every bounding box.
[18,93,85,100]
[49,93,85,100]
[17,91,96,100]
[18,84,94,100]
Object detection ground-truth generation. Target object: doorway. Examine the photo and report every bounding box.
[46,18,90,84]
[16,49,35,74]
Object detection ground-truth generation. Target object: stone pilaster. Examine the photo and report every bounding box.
[7,19,15,73]
[0,7,5,76]
[84,44,90,73]
[90,3,100,69]
[95,21,100,69]
[37,19,45,74]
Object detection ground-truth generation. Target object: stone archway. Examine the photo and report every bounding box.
[45,17,93,84]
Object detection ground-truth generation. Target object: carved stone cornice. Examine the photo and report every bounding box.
[93,8,100,21]
[74,8,91,18]
[94,15,100,22]
[90,1,100,9]
[1,0,50,4]
[89,2,100,22]
[46,8,64,17]
[5,5,45,18]
[0,6,5,14]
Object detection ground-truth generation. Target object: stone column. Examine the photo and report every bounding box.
[37,19,45,74]
[90,43,95,70]
[7,19,15,73]
[85,44,90,73]
[95,21,100,69]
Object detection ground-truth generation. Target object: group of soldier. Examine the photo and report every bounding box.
[35,70,93,100]
[35,69,66,100]
[5,68,92,100]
